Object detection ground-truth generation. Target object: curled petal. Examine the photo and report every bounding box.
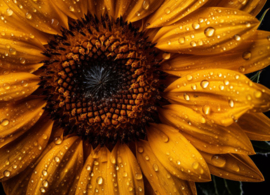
[238,112,270,141]
[200,151,264,182]
[163,69,270,126]
[136,140,198,195]
[0,116,53,181]
[160,31,270,76]
[27,136,84,194]
[3,0,68,34]
[51,0,88,20]
[159,104,255,155]
[125,0,164,22]
[0,73,39,102]
[0,96,46,148]
[147,123,211,182]
[154,7,259,55]
[204,0,267,16]
[146,0,208,28]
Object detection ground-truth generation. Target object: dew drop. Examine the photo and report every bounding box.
[69,6,75,12]
[142,0,150,10]
[54,156,60,163]
[239,66,246,73]
[211,155,226,167]
[234,34,241,41]
[192,22,200,30]
[25,12,32,20]
[1,119,9,126]
[254,90,262,98]
[176,161,181,165]
[192,162,199,169]
[162,53,171,60]
[129,187,133,192]
[135,173,143,180]
[224,80,230,86]
[42,170,48,176]
[204,27,215,37]
[232,163,240,172]
[3,170,10,177]
[228,100,234,108]
[186,75,193,81]
[165,7,171,14]
[184,93,190,101]
[137,147,144,153]
[42,180,49,188]
[20,58,26,64]
[162,134,169,143]
[6,9,13,16]
[202,105,211,115]
[42,134,48,140]
[153,164,159,172]
[54,137,62,145]
[40,187,46,193]
[96,176,103,185]
[200,80,209,88]
[178,37,185,44]
[86,165,91,171]
[190,41,197,47]
[242,51,251,60]
[145,156,150,161]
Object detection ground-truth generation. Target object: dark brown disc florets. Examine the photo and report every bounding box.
[39,14,162,147]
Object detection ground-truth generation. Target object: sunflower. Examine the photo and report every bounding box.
[0,0,270,194]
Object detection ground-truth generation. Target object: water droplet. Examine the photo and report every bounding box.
[204,27,215,37]
[267,36,270,42]
[232,163,240,172]
[192,22,200,30]
[138,187,143,192]
[135,173,143,180]
[202,105,211,115]
[165,7,171,14]
[178,37,185,44]
[242,51,251,60]
[145,156,150,161]
[200,80,209,89]
[54,137,62,145]
[20,58,26,64]
[136,11,141,17]
[69,6,75,12]
[254,90,262,98]
[129,187,133,192]
[123,172,128,177]
[162,53,171,60]
[25,12,32,20]
[186,75,193,81]
[224,80,230,86]
[142,0,150,10]
[86,165,91,171]
[1,119,9,126]
[137,147,144,153]
[239,66,246,73]
[162,134,169,143]
[40,187,46,193]
[94,161,99,166]
[42,170,48,176]
[184,93,190,101]
[167,41,171,45]
[6,9,13,16]
[54,156,60,163]
[190,41,197,47]
[42,134,48,140]
[153,164,159,172]
[42,180,48,188]
[96,176,103,185]
[176,161,181,165]
[192,162,199,169]
[211,155,226,167]
[3,170,10,177]
[234,34,241,41]
[228,100,234,108]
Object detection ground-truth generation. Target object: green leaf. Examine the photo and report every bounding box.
[197,176,243,195]
[252,141,270,154]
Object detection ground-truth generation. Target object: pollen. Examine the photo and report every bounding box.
[39,14,162,146]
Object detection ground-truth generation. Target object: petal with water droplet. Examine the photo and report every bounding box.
[160,31,270,76]
[204,0,267,16]
[159,104,255,155]
[27,136,83,194]
[238,112,270,141]
[0,116,53,182]
[146,0,209,28]
[200,151,264,182]
[154,7,259,55]
[147,123,211,182]
[0,73,39,102]
[136,140,196,194]
[163,69,270,126]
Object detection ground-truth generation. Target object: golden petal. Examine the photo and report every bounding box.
[0,96,46,148]
[0,72,39,102]
[111,142,145,194]
[154,7,259,55]
[136,140,198,194]
[204,0,267,16]
[88,0,106,20]
[103,0,115,19]
[159,104,255,155]
[3,0,68,35]
[26,136,84,194]
[146,0,209,28]
[115,0,133,19]
[0,116,53,182]
[163,69,270,126]
[147,123,211,182]
[238,112,270,141]
[200,151,264,182]
[75,146,117,195]
[160,30,270,77]
[125,0,164,22]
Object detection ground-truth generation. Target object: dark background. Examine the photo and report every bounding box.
[1,2,270,195]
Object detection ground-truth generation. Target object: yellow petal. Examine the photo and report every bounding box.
[51,0,88,20]
[200,151,264,182]
[125,0,164,22]
[154,7,259,55]
[0,72,39,101]
[0,96,46,148]
[2,165,36,195]
[159,104,255,155]
[88,0,106,20]
[115,0,133,19]
[238,112,270,141]
[160,30,270,76]
[27,136,84,194]
[147,123,211,182]
[3,0,68,34]
[111,142,144,194]
[163,69,270,126]
[146,0,208,28]
[103,0,115,19]
[136,140,198,195]
[204,0,267,16]
[75,146,117,195]
[0,116,53,181]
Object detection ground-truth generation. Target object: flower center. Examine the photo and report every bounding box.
[40,14,162,146]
